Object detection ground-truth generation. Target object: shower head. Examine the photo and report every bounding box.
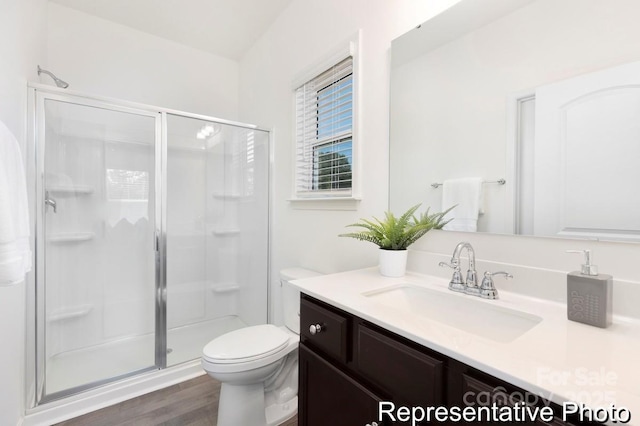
[37,65,69,89]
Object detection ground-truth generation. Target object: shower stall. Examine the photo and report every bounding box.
[28,85,269,404]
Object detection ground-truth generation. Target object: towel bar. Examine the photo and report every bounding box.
[430,178,506,189]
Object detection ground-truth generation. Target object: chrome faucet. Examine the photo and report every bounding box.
[439,241,478,294]
[440,242,512,299]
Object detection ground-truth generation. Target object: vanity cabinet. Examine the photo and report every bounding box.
[299,294,593,426]
[300,295,445,426]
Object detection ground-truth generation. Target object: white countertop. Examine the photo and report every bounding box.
[291,268,640,425]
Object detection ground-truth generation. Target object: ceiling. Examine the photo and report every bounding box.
[49,0,293,61]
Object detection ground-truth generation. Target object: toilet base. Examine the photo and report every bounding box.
[217,382,267,426]
[266,395,297,426]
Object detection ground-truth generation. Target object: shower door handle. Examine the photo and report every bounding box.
[157,286,167,303]
[45,191,57,213]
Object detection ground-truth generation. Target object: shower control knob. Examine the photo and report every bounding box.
[309,324,323,335]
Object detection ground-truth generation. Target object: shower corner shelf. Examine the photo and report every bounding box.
[212,229,240,236]
[47,305,93,322]
[211,192,243,200]
[47,232,95,243]
[211,284,240,294]
[46,185,95,195]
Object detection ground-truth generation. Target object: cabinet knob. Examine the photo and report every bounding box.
[309,323,323,335]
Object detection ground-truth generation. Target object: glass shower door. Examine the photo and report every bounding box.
[38,95,160,400]
[164,114,269,366]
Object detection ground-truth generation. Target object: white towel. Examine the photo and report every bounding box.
[0,120,31,285]
[442,177,483,232]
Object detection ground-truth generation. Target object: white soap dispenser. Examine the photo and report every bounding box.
[566,250,612,328]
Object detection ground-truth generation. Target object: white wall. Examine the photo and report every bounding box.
[238,0,463,323]
[46,3,240,119]
[0,1,48,424]
[0,0,47,149]
[239,0,640,324]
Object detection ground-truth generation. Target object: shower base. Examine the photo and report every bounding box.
[45,315,247,396]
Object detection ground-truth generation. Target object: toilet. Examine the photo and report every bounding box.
[202,268,320,426]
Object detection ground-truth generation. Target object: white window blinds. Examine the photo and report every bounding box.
[106,169,149,200]
[295,56,354,197]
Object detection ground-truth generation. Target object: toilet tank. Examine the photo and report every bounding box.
[280,268,321,334]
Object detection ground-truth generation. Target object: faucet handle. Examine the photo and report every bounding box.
[485,271,513,280]
[479,271,512,299]
[439,261,458,270]
[439,261,465,292]
[45,191,58,214]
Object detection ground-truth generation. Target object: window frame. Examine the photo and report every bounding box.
[290,35,360,205]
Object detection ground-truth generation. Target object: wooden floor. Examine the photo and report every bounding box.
[55,375,298,426]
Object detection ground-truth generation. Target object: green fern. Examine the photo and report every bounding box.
[339,204,453,250]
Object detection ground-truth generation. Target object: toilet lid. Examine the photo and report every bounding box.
[203,324,290,364]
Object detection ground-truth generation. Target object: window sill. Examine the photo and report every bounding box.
[287,196,361,211]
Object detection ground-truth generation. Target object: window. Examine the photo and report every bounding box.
[106,169,149,201]
[295,56,354,197]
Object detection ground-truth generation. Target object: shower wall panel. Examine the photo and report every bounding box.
[166,147,207,328]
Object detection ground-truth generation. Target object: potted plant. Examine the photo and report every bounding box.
[339,204,452,277]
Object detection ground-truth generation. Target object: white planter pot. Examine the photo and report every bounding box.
[379,249,408,277]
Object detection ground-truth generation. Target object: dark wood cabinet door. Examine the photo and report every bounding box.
[300,297,349,363]
[460,373,536,426]
[461,374,579,426]
[356,323,444,407]
[299,344,385,426]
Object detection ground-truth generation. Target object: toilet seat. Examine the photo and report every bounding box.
[203,324,294,372]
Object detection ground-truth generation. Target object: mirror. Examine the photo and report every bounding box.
[390,0,640,241]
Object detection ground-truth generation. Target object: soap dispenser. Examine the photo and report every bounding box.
[566,250,612,328]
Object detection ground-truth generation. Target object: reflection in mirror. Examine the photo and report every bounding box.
[389,0,640,241]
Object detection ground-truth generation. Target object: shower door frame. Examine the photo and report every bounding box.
[32,88,165,404]
[27,84,270,408]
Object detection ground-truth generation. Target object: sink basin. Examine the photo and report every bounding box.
[363,284,542,343]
